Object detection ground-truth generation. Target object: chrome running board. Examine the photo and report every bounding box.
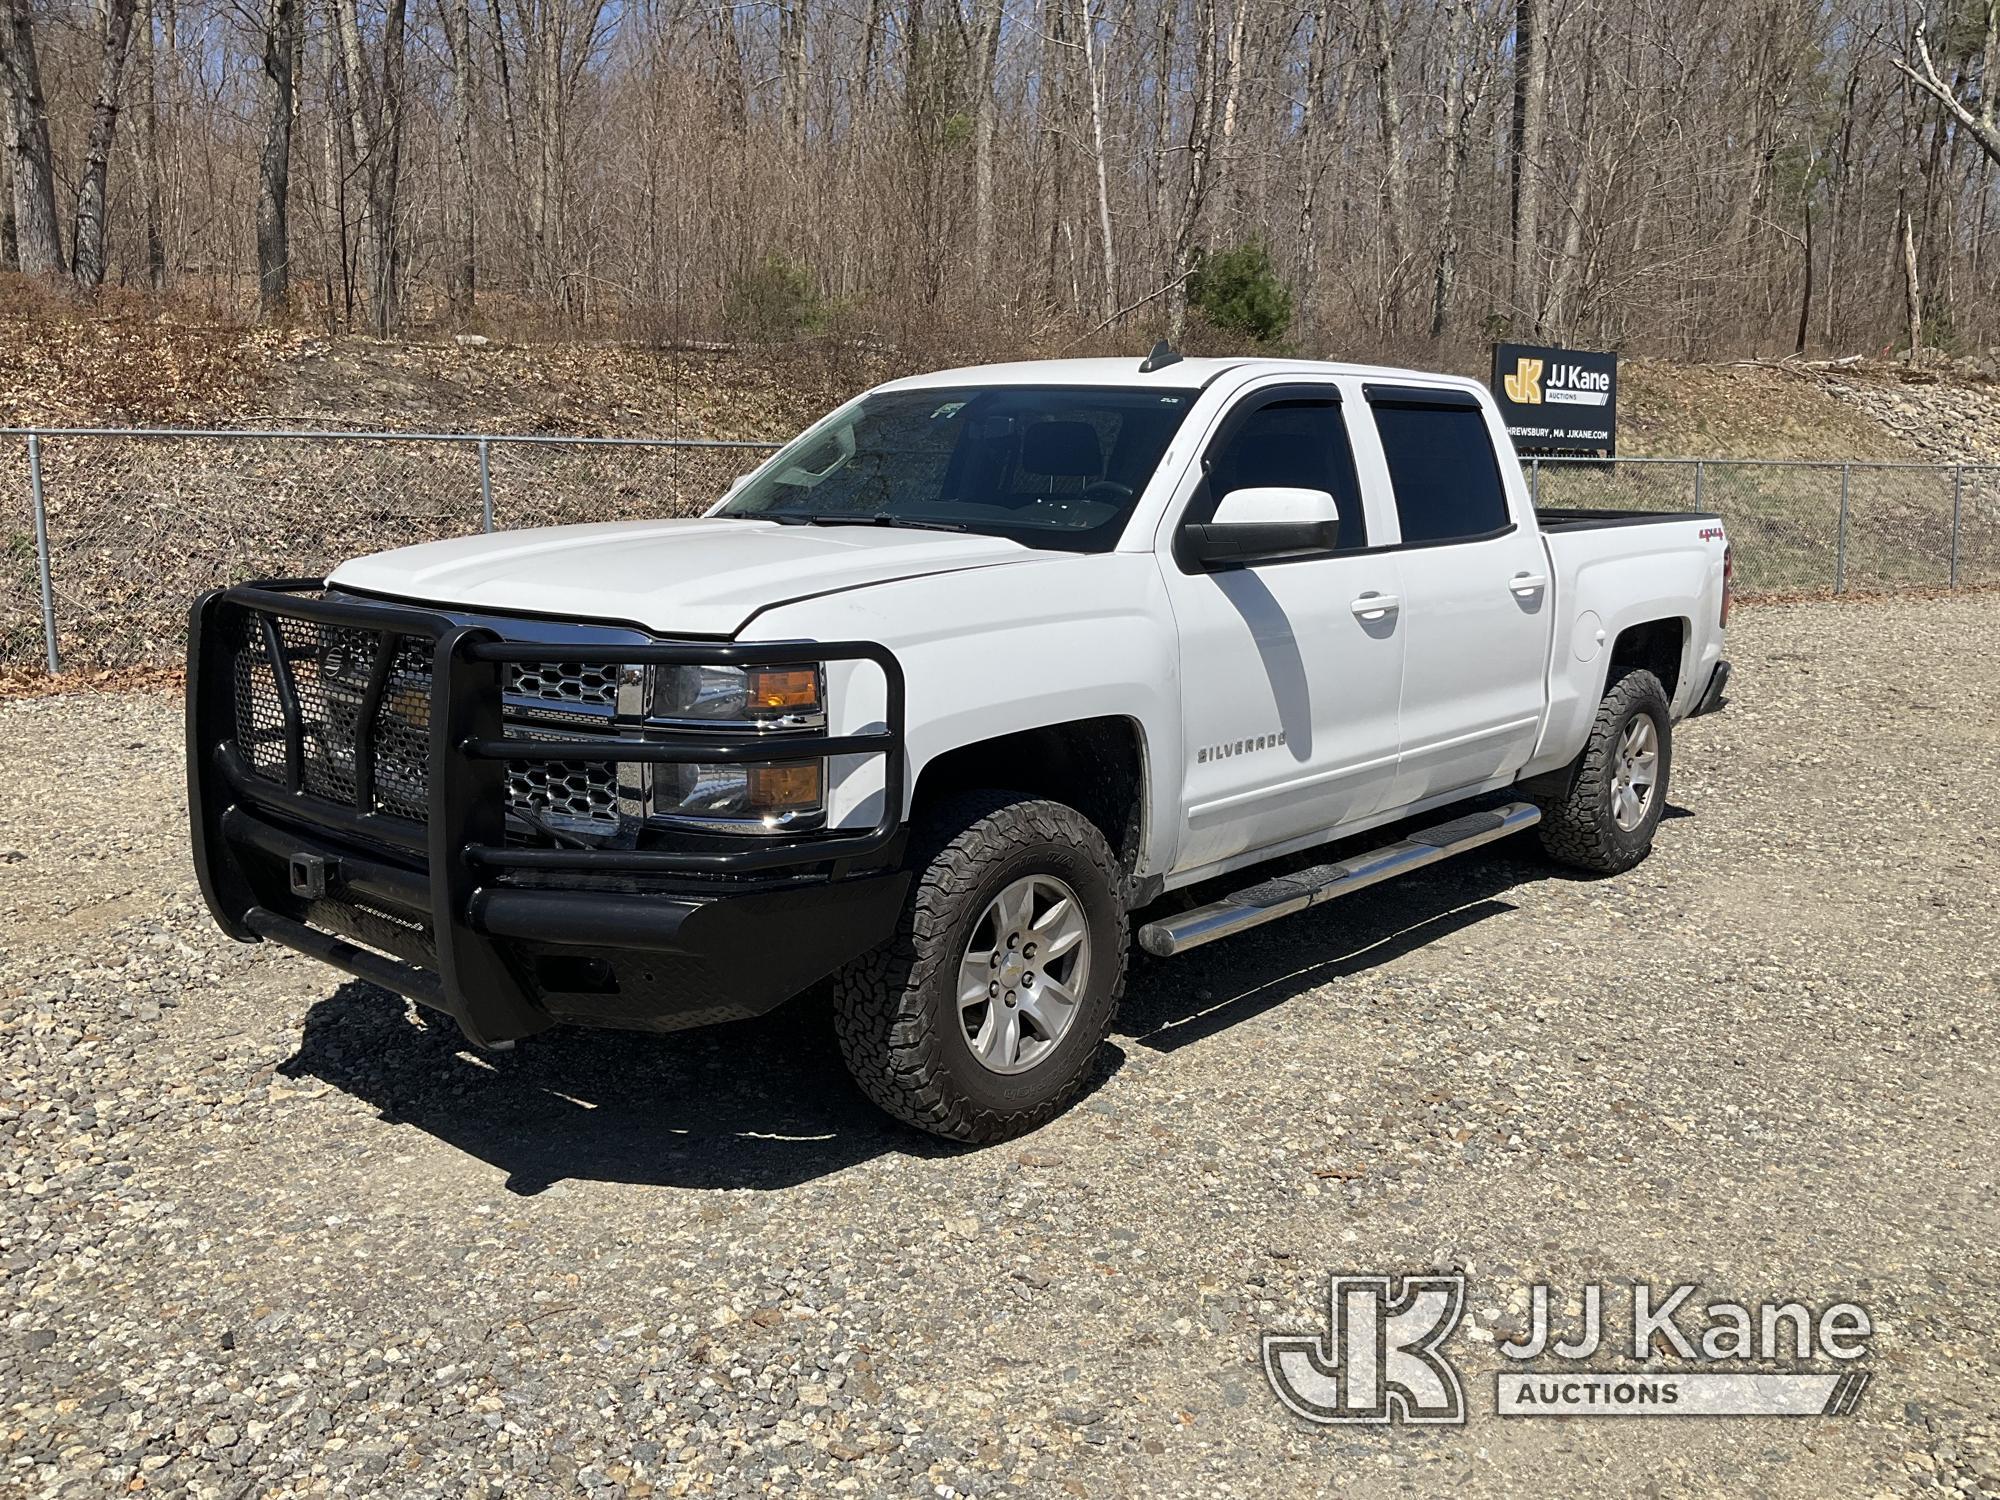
[1137,801,1542,958]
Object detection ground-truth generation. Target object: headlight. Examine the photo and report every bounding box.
[647,663,822,727]
[649,757,825,829]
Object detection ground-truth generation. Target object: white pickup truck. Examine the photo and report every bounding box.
[188,352,1731,1141]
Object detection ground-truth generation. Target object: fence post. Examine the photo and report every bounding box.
[478,438,495,533]
[1950,464,1963,590]
[1835,464,1850,594]
[1530,457,1540,506]
[1693,458,1705,512]
[28,433,58,676]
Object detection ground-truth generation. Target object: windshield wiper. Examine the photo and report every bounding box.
[802,513,971,533]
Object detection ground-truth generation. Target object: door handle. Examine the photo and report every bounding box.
[1509,571,1549,595]
[1350,592,1400,620]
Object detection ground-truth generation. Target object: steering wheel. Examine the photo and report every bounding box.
[1081,479,1134,504]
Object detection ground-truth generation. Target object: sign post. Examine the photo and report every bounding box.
[1491,343,1618,456]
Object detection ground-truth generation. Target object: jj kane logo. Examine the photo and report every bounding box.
[1503,355,1611,408]
[1262,1273,1874,1426]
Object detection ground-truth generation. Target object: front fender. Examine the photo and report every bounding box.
[745,553,1185,879]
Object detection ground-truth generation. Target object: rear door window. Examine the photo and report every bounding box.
[1367,392,1512,546]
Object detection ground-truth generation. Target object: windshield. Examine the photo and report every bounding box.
[717,385,1197,551]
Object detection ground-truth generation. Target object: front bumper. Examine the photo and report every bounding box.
[188,581,909,1045]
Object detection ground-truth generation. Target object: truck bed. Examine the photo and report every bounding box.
[1535,506,1720,532]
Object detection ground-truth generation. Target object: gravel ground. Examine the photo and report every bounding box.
[2,593,1997,1499]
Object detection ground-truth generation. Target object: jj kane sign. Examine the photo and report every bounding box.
[1491,342,1618,455]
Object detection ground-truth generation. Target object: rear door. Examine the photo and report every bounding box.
[1360,385,1553,807]
[1160,380,1406,877]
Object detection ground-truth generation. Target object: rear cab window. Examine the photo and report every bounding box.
[1364,385,1514,546]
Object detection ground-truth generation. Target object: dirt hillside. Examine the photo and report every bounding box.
[4,288,1997,459]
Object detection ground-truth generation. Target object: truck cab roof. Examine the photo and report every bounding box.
[873,355,1491,398]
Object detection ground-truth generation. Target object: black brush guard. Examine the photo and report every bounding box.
[188,580,909,1046]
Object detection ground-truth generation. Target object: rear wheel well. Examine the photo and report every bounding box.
[910,717,1146,872]
[1608,618,1685,702]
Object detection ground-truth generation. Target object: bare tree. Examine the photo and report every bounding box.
[1895,16,2000,170]
[1901,206,1923,364]
[0,0,1988,363]
[1509,0,1547,330]
[255,0,302,317]
[970,0,1004,285]
[1077,0,1119,321]
[1169,0,1221,338]
[0,68,15,272]
[71,0,140,288]
[130,0,165,287]
[1429,0,1476,338]
[331,0,410,333]
[0,0,62,277]
[1364,0,1409,331]
[444,0,476,316]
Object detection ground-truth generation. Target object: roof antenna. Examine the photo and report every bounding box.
[1139,339,1183,374]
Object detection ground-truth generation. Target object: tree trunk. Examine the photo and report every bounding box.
[780,0,806,158]
[1297,0,1327,303]
[255,0,300,317]
[532,13,560,301]
[716,0,747,124]
[371,0,407,335]
[1794,200,1813,355]
[446,0,475,317]
[1169,0,1220,339]
[1364,0,1409,332]
[0,0,63,277]
[1150,0,1176,287]
[1509,0,1548,330]
[970,0,1003,285]
[71,0,139,289]
[332,0,408,335]
[1902,208,1923,364]
[0,70,16,271]
[1429,0,1472,339]
[1215,0,1248,234]
[1078,0,1118,323]
[131,0,164,287]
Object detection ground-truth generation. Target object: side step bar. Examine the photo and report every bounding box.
[1138,802,1542,958]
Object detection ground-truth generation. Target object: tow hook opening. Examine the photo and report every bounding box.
[287,853,332,900]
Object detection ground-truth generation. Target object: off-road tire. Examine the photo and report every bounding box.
[831,792,1127,1142]
[1533,667,1673,875]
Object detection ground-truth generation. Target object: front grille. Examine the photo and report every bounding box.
[504,739,621,826]
[504,661,621,710]
[222,604,620,834]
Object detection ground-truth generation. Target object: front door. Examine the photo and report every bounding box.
[1162,384,1406,878]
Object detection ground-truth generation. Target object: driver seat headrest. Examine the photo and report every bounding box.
[1020,420,1103,479]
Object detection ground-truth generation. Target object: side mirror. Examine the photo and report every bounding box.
[1181,486,1342,568]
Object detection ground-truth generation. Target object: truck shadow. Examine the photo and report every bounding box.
[280,816,1691,1193]
[278,984,996,1195]
[1118,844,1545,1053]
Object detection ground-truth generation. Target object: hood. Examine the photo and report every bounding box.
[326,517,1038,636]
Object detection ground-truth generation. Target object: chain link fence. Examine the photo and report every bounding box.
[1531,456,2000,596]
[0,430,781,673]
[3,430,1996,673]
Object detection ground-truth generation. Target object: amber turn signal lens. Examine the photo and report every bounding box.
[746,760,824,813]
[747,666,821,714]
